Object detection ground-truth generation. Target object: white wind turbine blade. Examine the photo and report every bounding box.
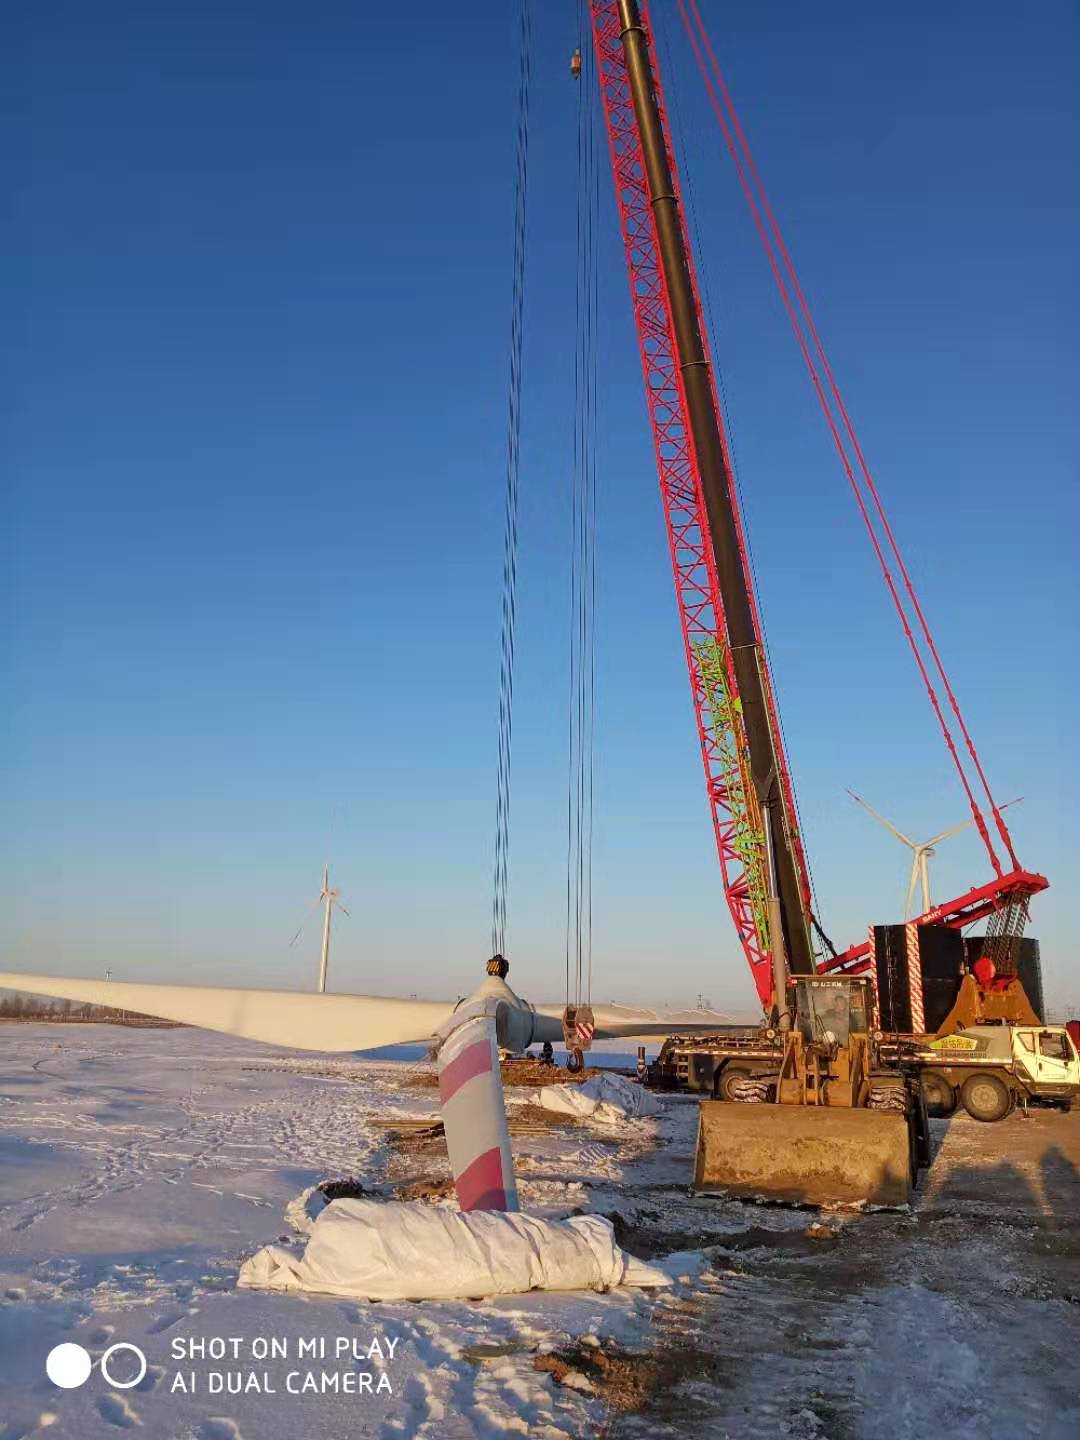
[0,973,457,1053]
[904,853,920,921]
[847,789,916,849]
[531,1001,743,1041]
[922,816,975,848]
[923,796,1022,850]
[336,903,351,918]
[1,968,770,1214]
[0,967,545,1215]
[288,893,324,949]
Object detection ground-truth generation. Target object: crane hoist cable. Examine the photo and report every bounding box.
[674,0,1017,880]
[491,0,532,961]
[566,0,601,1011]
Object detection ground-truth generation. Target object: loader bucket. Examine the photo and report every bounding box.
[692,1101,913,1208]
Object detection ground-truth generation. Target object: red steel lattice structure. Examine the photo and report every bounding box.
[588,0,812,1007]
[590,0,1047,1002]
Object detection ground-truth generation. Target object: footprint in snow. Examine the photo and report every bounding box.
[146,1307,197,1334]
[0,1417,50,1440]
[97,1394,142,1428]
[198,1420,244,1440]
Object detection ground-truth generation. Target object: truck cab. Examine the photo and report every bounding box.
[1009,1026,1080,1097]
[919,1023,1080,1119]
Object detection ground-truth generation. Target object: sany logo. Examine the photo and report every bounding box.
[46,1341,147,1391]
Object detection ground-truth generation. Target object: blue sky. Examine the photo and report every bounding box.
[3,1,1077,1013]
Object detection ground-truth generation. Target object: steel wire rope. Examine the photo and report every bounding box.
[566,2,601,1009]
[492,0,532,959]
[673,0,1006,877]
[681,0,1017,873]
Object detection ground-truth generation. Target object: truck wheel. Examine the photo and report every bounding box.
[716,1065,752,1101]
[960,1073,1012,1123]
[920,1071,957,1117]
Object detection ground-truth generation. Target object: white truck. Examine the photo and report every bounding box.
[907,1024,1080,1121]
[651,1020,1080,1125]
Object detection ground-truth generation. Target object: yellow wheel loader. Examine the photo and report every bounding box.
[692,976,930,1207]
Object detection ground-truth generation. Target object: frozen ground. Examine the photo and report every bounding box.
[0,1023,1077,1440]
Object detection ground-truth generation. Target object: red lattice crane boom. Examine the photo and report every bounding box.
[588,0,1047,1007]
[588,0,813,1009]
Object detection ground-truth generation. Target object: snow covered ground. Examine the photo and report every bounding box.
[1,1023,1078,1440]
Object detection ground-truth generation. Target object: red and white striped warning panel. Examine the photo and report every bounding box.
[562,1004,595,1050]
[904,922,926,1035]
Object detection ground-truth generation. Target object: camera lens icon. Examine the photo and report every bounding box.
[46,1340,147,1391]
[45,1343,92,1390]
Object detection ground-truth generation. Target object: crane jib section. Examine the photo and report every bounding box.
[588,0,813,1007]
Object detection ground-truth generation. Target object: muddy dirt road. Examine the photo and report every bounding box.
[605,1109,1080,1439]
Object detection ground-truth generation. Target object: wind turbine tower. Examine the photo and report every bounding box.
[847,790,1021,920]
[291,865,350,993]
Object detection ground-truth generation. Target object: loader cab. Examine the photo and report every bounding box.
[778,976,877,1109]
[791,977,871,1053]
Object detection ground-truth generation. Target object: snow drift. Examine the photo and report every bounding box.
[238,1198,669,1301]
[537,1071,659,1124]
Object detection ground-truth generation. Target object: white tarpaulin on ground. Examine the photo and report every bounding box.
[238,1198,669,1301]
[537,1071,660,1124]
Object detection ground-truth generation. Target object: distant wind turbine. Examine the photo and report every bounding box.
[290,865,350,993]
[847,790,1022,920]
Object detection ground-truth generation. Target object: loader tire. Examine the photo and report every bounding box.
[920,1070,957,1117]
[716,1065,754,1102]
[960,1073,1011,1123]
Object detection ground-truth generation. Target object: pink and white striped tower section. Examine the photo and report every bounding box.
[437,1010,519,1213]
[904,921,926,1035]
[866,926,881,1029]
